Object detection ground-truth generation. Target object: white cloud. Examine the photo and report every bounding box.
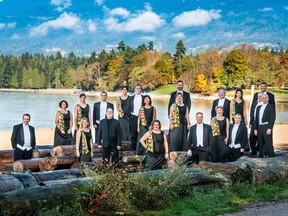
[44,46,67,56]
[104,9,165,32]
[172,9,221,28]
[140,36,156,41]
[284,6,288,10]
[0,0,4,3]
[29,12,96,37]
[172,32,186,39]
[51,0,72,12]
[0,23,5,30]
[258,7,273,12]
[110,8,130,18]
[7,22,16,28]
[95,0,104,5]
[11,34,20,39]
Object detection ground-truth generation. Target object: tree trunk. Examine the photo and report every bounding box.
[31,168,85,182]
[13,159,42,172]
[122,155,145,164]
[0,163,13,171]
[0,150,14,163]
[32,149,51,158]
[39,156,76,171]
[50,145,76,156]
[0,174,24,193]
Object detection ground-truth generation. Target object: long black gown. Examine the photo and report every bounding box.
[54,111,72,146]
[169,104,188,152]
[136,106,155,155]
[77,130,92,162]
[118,97,131,142]
[146,131,166,170]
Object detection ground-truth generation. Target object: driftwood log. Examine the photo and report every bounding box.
[0,174,25,193]
[13,158,42,172]
[0,150,14,163]
[39,156,76,171]
[0,163,13,171]
[32,149,51,158]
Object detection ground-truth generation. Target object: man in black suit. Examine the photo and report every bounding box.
[129,84,143,150]
[211,88,230,119]
[249,92,263,155]
[254,94,276,158]
[186,112,214,162]
[97,107,121,166]
[251,81,275,108]
[11,113,36,161]
[93,91,114,143]
[168,80,191,116]
[222,114,248,162]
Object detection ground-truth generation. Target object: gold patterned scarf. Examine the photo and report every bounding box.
[81,129,89,154]
[140,106,147,126]
[211,117,221,136]
[57,111,65,132]
[118,97,124,118]
[76,104,82,126]
[231,99,236,119]
[146,130,153,153]
[171,103,180,128]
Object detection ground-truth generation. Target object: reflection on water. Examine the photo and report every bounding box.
[0,92,288,130]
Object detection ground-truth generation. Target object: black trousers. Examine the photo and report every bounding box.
[14,148,33,161]
[103,147,119,166]
[258,125,274,158]
[249,126,258,154]
[221,147,243,162]
[192,149,209,162]
[94,123,99,144]
[129,115,138,150]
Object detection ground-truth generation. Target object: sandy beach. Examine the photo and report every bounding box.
[1,125,288,151]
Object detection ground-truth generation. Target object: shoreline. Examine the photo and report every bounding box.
[1,125,288,151]
[1,88,288,102]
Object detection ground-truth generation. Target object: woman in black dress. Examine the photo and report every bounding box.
[76,117,93,162]
[116,86,131,142]
[168,93,190,152]
[210,106,229,162]
[74,93,91,138]
[136,95,156,155]
[140,120,169,170]
[230,89,247,125]
[54,100,73,146]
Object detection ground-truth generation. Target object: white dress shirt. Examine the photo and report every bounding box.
[196,123,204,147]
[229,123,240,148]
[254,101,263,119]
[132,94,142,116]
[218,98,225,107]
[17,123,32,151]
[100,101,107,121]
[259,103,268,125]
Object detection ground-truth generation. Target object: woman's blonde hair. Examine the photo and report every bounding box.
[80,117,89,129]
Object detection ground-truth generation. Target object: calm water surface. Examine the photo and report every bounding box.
[1,92,288,130]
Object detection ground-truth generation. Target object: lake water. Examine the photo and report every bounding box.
[1,91,288,130]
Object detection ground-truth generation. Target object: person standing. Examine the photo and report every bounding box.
[222,114,248,162]
[210,106,229,162]
[230,89,248,125]
[93,91,114,143]
[129,84,144,150]
[76,117,93,162]
[116,86,131,142]
[11,114,36,161]
[186,112,214,162]
[74,93,91,136]
[211,88,230,119]
[54,100,73,146]
[249,92,263,155]
[168,80,191,116]
[97,107,121,166]
[169,92,190,152]
[251,82,275,108]
[254,94,276,158]
[136,95,156,155]
[140,120,169,170]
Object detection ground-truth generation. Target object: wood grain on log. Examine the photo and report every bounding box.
[13,159,42,172]
[0,163,13,171]
[31,168,85,182]
[32,149,51,158]
[0,174,24,193]
[0,150,14,163]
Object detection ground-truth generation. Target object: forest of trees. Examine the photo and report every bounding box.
[0,40,288,93]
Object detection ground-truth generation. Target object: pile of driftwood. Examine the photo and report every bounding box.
[0,142,142,172]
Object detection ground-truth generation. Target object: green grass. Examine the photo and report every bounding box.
[141,183,288,216]
[149,84,175,94]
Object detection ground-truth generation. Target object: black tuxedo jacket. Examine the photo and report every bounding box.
[186,123,213,152]
[168,90,191,116]
[228,124,248,149]
[11,124,36,149]
[254,103,276,130]
[129,94,144,116]
[93,101,114,126]
[211,98,230,119]
[251,91,275,109]
[97,118,121,148]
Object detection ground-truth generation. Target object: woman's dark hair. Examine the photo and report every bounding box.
[151,120,161,130]
[234,89,245,104]
[122,86,128,91]
[79,93,86,98]
[142,95,152,106]
[59,100,68,108]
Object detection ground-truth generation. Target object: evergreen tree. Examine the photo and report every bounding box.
[3,60,13,88]
[148,41,154,51]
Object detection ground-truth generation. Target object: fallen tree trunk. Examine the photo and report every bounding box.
[122,155,145,164]
[31,168,85,182]
[13,159,42,172]
[39,156,76,171]
[0,163,13,171]
[50,145,76,157]
[0,174,24,193]
[32,149,51,158]
[0,150,14,163]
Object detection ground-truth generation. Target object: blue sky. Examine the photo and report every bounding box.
[0,0,288,56]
